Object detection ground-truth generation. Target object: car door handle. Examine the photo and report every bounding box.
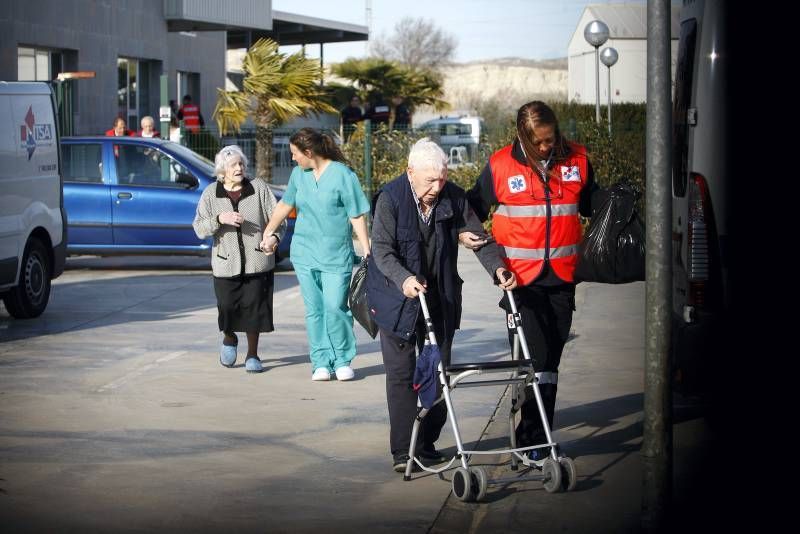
[117,192,133,199]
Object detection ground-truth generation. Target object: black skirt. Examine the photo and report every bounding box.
[213,271,274,333]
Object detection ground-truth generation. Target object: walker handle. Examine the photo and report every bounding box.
[504,288,534,362]
[417,291,437,346]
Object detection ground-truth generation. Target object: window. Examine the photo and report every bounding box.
[62,144,103,183]
[18,46,63,81]
[177,71,201,107]
[443,123,472,136]
[118,58,139,127]
[116,145,195,188]
[672,19,697,198]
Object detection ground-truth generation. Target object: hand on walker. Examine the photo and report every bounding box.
[259,233,278,255]
[496,268,517,290]
[219,211,243,227]
[458,231,488,250]
[402,276,426,298]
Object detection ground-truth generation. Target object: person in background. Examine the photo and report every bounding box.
[341,95,364,142]
[261,128,371,382]
[177,94,205,134]
[168,114,182,143]
[391,96,411,131]
[367,94,391,127]
[105,117,134,157]
[137,116,160,138]
[105,117,134,137]
[367,137,516,473]
[465,100,600,466]
[192,145,286,374]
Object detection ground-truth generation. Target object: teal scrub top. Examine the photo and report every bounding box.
[282,161,370,273]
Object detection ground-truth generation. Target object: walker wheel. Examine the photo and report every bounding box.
[559,457,577,492]
[452,467,475,502]
[542,458,562,493]
[469,466,488,501]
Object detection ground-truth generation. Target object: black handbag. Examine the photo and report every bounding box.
[348,256,379,338]
[574,182,646,284]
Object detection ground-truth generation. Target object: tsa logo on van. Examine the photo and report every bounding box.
[20,105,54,160]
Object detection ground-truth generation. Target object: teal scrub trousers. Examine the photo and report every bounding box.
[294,265,356,373]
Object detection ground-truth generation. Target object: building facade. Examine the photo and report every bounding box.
[1,0,367,136]
[568,3,680,104]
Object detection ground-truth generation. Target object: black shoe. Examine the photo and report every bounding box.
[418,444,446,464]
[393,454,410,473]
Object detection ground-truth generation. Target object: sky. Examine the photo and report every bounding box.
[273,0,646,64]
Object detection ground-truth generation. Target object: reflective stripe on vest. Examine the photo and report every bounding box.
[535,371,558,384]
[501,244,577,260]
[495,203,578,217]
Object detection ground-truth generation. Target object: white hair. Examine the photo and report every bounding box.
[214,144,248,179]
[140,115,155,127]
[407,137,447,175]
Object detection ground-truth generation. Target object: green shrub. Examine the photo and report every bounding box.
[342,122,427,195]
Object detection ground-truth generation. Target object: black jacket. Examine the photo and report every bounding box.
[366,175,466,340]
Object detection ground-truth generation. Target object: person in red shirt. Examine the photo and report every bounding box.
[177,94,205,133]
[105,117,134,158]
[105,117,134,137]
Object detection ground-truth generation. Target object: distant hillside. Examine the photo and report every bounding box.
[440,59,566,105]
[458,57,568,70]
[413,58,568,123]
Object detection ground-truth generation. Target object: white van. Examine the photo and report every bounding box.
[418,115,484,165]
[0,81,67,318]
[671,0,728,394]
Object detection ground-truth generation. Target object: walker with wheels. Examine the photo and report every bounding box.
[404,289,577,501]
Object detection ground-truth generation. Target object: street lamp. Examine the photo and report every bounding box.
[584,20,609,124]
[600,46,619,134]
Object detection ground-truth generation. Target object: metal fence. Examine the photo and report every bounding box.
[179,125,347,186]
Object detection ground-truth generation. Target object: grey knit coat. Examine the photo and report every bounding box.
[193,178,287,278]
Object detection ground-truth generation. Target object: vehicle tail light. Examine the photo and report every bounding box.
[288,208,297,219]
[687,173,711,308]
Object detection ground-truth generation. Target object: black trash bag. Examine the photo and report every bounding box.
[348,256,379,338]
[575,182,645,284]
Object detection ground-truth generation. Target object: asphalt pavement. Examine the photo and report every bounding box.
[0,252,714,532]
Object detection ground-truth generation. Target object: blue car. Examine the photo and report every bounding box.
[61,136,294,259]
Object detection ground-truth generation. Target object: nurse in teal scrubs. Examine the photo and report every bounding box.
[261,128,371,382]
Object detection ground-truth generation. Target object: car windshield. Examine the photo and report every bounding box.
[159,141,216,175]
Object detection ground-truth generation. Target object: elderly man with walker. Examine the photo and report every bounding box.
[366,138,516,472]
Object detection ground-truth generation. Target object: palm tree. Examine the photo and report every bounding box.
[214,38,336,181]
[331,58,449,129]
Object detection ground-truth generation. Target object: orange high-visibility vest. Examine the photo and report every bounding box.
[490,143,588,285]
[180,104,201,132]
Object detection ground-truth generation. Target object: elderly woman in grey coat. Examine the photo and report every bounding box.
[193,145,286,373]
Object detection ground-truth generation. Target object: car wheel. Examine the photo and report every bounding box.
[2,237,52,319]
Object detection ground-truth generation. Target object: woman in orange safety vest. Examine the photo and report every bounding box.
[465,100,600,465]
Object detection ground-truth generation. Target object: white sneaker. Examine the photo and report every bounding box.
[312,368,331,381]
[335,366,355,381]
